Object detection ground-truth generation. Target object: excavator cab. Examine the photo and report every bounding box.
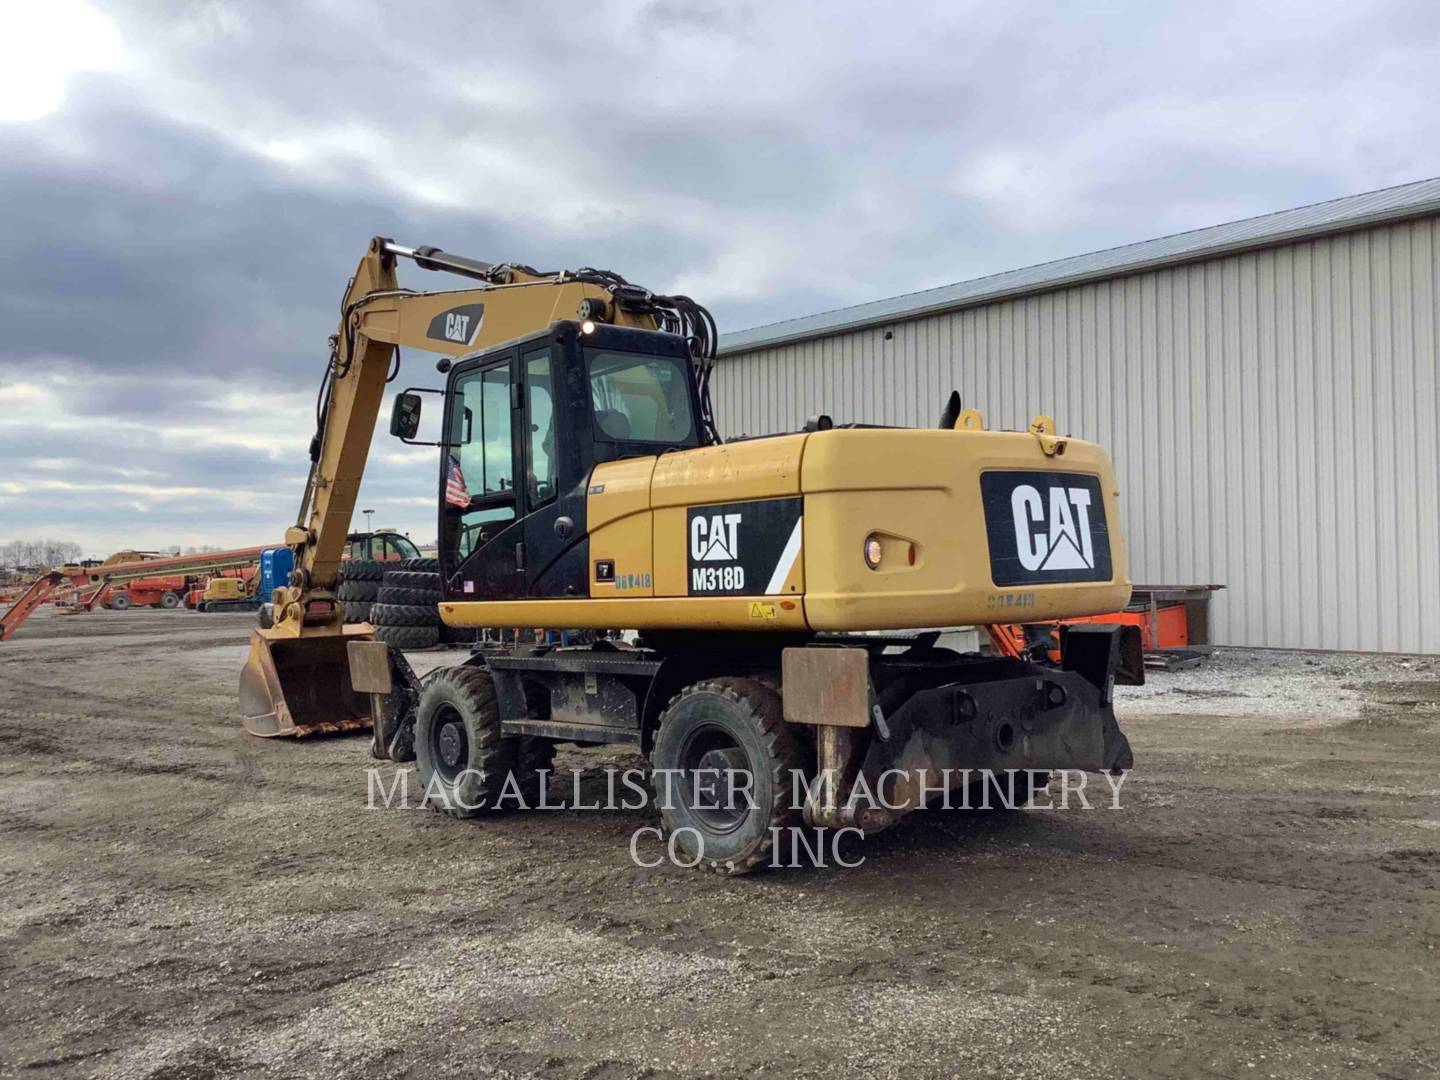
[395,319,705,602]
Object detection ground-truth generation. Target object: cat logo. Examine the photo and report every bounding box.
[426,303,486,346]
[685,498,803,597]
[980,471,1111,586]
[691,512,742,562]
[1011,485,1095,572]
[445,313,471,342]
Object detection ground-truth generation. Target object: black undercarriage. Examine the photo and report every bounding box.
[375,625,1138,780]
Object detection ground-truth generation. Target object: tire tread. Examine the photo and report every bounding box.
[651,676,803,877]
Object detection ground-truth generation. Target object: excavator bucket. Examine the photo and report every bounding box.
[239,625,377,737]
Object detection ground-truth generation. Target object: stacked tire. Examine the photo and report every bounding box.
[371,559,442,649]
[336,559,384,624]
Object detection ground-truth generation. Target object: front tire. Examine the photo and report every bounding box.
[650,677,805,876]
[414,667,514,818]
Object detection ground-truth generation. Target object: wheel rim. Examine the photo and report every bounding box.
[430,704,468,783]
[676,722,755,835]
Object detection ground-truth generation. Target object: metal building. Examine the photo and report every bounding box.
[716,179,1440,654]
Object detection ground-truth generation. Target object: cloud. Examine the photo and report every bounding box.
[0,0,126,123]
[1,0,1437,553]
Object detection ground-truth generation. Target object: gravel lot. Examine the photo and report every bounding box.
[1,607,1438,1078]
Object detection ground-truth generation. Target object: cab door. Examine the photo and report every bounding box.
[516,341,589,599]
[441,350,525,599]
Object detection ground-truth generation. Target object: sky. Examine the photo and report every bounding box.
[1,0,1438,558]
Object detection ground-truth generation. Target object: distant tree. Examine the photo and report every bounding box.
[0,538,83,569]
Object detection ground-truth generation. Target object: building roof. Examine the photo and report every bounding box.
[719,176,1440,355]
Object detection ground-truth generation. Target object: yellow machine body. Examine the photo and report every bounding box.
[440,425,1129,632]
[203,576,253,603]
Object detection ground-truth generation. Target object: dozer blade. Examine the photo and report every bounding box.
[239,625,376,737]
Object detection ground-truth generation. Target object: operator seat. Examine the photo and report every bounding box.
[595,410,631,440]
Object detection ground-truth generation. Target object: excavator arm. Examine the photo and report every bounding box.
[240,236,712,737]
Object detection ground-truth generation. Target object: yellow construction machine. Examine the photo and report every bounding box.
[241,236,1139,874]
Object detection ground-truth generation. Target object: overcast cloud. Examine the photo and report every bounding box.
[1,0,1438,556]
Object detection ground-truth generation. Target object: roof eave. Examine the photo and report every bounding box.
[718,198,1440,356]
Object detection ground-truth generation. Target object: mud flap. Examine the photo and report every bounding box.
[1062,622,1145,691]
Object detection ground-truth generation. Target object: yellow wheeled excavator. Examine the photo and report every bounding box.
[242,236,1139,874]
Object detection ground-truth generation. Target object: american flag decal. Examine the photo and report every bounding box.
[445,455,470,508]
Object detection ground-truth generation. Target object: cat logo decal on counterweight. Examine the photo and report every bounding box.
[1011,484,1096,572]
[980,471,1112,586]
[686,498,803,596]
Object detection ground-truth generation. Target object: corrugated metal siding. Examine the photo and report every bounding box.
[715,216,1440,654]
[721,178,1440,354]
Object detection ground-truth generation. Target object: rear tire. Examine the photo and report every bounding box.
[650,677,805,877]
[414,667,515,818]
[159,591,180,609]
[109,593,131,611]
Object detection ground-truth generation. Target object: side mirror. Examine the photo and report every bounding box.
[390,393,422,439]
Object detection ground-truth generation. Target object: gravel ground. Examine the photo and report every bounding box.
[1,608,1438,1078]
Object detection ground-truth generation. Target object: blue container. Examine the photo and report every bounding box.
[259,547,295,604]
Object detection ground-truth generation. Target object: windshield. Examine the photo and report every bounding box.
[586,350,696,445]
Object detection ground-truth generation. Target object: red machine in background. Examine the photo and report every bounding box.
[1,546,269,640]
[3,530,421,639]
[107,575,195,610]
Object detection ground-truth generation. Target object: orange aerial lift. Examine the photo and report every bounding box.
[0,546,270,641]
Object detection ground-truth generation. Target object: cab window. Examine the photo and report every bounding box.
[525,347,556,508]
[377,534,419,561]
[448,360,517,559]
[452,363,514,496]
[586,351,695,445]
